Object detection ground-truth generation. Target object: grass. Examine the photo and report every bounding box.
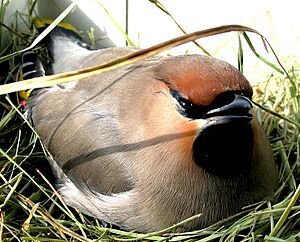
[0,0,300,241]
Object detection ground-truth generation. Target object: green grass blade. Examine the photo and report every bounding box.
[242,32,284,74]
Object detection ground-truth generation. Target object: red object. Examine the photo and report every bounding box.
[20,100,27,107]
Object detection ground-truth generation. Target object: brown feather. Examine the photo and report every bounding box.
[27,38,277,232]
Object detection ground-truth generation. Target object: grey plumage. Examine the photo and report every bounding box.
[26,26,277,232]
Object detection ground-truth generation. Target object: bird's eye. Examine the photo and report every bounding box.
[170,89,197,117]
[178,96,193,109]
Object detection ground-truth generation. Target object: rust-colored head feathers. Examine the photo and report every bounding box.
[155,55,253,106]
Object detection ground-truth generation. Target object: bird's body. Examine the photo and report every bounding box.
[25,24,277,232]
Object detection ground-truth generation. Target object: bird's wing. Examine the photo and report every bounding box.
[27,48,142,195]
[29,87,134,194]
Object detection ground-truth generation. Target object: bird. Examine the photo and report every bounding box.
[21,18,278,232]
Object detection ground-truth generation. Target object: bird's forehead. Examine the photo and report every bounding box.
[154,55,253,106]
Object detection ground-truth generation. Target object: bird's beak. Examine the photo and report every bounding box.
[193,94,254,175]
[202,94,253,126]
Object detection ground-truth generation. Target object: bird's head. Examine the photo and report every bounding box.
[154,55,254,176]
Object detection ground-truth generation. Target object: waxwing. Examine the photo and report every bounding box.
[22,20,277,232]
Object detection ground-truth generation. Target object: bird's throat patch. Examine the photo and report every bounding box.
[193,123,254,176]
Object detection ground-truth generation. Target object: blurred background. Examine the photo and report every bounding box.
[2,0,300,82]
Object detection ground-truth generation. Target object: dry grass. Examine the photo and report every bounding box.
[0,1,299,241]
